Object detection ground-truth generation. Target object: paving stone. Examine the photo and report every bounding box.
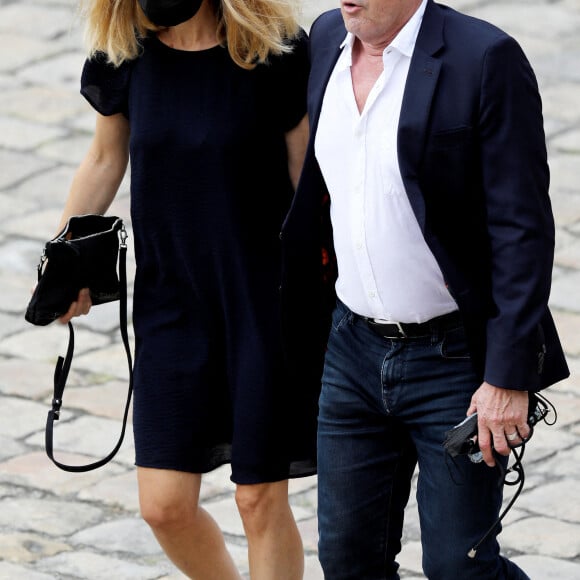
[511,554,580,579]
[0,358,67,400]
[550,270,580,314]
[70,517,162,556]
[533,438,580,480]
[0,150,55,190]
[549,154,580,196]
[0,115,67,151]
[0,312,30,339]
[38,550,168,579]
[8,166,76,208]
[0,323,111,362]
[304,555,324,580]
[16,51,88,91]
[517,421,578,464]
[543,82,580,124]
[24,414,135,467]
[398,540,423,575]
[0,71,22,90]
[0,237,53,280]
[70,109,97,133]
[158,573,188,580]
[501,516,580,558]
[0,435,26,462]
[0,193,36,223]
[0,496,102,536]
[0,451,126,495]
[0,3,79,40]
[0,561,55,580]
[60,379,134,420]
[539,387,580,428]
[0,34,60,73]
[72,341,137,381]
[516,480,580,522]
[36,133,93,166]
[289,473,318,495]
[297,516,319,553]
[552,129,580,155]
[551,190,580,228]
[1,208,73,240]
[77,469,140,513]
[468,2,580,41]
[0,531,71,564]
[290,485,317,516]
[0,395,50,438]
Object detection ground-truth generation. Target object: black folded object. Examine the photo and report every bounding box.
[443,392,551,459]
[25,214,125,326]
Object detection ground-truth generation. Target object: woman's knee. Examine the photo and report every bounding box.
[140,493,185,530]
[138,467,200,531]
[235,481,289,531]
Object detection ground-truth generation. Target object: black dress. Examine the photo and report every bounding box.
[80,32,316,483]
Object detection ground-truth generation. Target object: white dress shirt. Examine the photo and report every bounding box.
[315,0,457,323]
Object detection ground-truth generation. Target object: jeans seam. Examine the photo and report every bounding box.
[383,455,399,578]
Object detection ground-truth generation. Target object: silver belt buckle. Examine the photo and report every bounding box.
[372,319,407,338]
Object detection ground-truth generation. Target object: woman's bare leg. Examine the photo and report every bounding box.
[138,467,242,580]
[236,480,304,580]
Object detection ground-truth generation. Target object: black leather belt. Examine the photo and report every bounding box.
[363,310,462,339]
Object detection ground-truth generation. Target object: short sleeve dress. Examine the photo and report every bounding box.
[80,31,316,484]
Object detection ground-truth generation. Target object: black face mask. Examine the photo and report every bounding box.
[138,0,203,27]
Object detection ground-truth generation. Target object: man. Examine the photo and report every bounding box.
[280,0,570,578]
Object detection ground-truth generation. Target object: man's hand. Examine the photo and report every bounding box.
[467,382,530,467]
[58,288,92,324]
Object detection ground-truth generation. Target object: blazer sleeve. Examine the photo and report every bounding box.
[478,34,555,389]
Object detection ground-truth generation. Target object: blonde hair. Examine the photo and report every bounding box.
[81,0,300,69]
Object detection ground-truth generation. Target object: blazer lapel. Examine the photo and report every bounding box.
[308,11,346,135]
[398,0,445,231]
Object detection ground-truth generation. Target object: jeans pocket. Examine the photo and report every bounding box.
[440,326,471,360]
[331,303,351,332]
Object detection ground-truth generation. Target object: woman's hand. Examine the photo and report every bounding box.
[58,288,92,324]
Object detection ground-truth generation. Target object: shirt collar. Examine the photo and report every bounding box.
[337,0,428,69]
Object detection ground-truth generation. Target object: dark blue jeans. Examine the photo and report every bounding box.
[317,300,530,580]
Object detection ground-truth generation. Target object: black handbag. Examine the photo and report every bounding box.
[25,214,133,472]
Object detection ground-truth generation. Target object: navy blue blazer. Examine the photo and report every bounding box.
[280,1,569,392]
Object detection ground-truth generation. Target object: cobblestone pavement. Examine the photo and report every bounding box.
[0,0,579,578]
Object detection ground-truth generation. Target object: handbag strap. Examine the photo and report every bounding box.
[45,234,133,472]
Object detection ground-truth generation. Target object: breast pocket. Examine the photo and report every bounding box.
[430,126,473,151]
[423,126,476,197]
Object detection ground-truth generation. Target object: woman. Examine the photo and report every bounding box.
[57,0,312,578]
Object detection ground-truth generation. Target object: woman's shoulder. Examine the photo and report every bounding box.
[80,51,136,117]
